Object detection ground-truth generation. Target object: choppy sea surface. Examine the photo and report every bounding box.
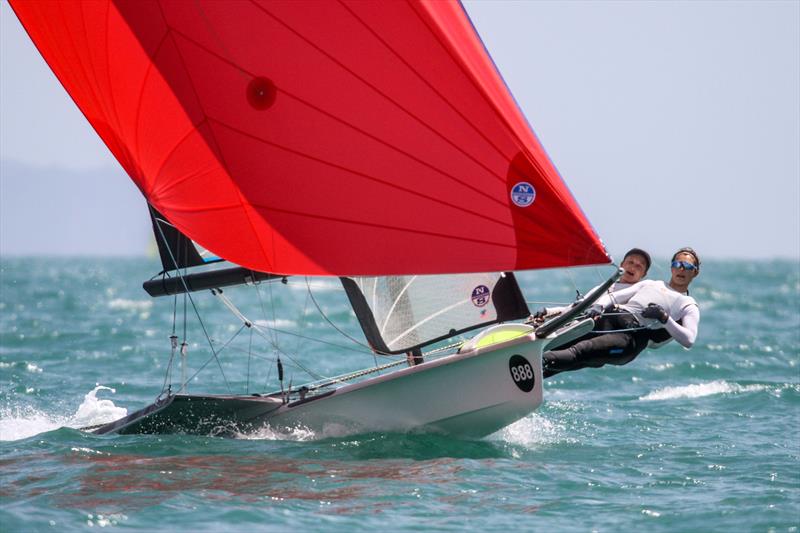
[1,257,798,532]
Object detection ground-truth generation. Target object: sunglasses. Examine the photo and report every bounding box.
[671,260,698,271]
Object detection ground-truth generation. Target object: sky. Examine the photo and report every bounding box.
[1,1,798,260]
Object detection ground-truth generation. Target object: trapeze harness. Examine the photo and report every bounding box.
[543,280,700,378]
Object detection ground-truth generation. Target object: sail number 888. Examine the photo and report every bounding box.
[508,354,536,392]
[511,364,533,382]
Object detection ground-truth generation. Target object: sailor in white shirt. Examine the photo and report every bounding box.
[543,247,701,378]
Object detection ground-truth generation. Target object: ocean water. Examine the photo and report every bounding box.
[1,257,798,532]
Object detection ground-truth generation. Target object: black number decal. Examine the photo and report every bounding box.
[508,354,535,392]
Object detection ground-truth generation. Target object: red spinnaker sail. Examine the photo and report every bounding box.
[11,0,610,275]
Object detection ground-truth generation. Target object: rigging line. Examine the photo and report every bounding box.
[152,211,232,393]
[160,342,177,396]
[294,285,311,357]
[262,319,376,355]
[564,267,582,302]
[423,341,464,356]
[211,343,325,380]
[305,358,410,391]
[593,261,616,286]
[305,276,391,356]
[156,288,180,392]
[268,273,279,350]
[247,325,325,381]
[254,282,277,348]
[183,324,246,389]
[213,289,328,381]
[246,326,253,394]
[587,326,652,334]
[264,354,275,390]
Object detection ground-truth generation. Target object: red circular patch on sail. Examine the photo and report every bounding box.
[246,77,276,110]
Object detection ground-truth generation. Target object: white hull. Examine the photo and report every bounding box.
[92,324,545,438]
[260,325,544,438]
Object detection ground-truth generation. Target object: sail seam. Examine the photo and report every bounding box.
[133,30,172,196]
[164,22,509,207]
[206,118,519,232]
[162,11,570,241]
[339,0,512,170]
[153,1,276,271]
[247,202,519,251]
[248,0,507,186]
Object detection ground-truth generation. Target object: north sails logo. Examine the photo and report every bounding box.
[471,285,490,307]
[510,182,536,207]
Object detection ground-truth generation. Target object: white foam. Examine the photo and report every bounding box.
[639,380,767,401]
[253,318,297,330]
[489,412,573,448]
[0,407,66,441]
[235,423,318,441]
[0,385,127,441]
[108,299,152,312]
[68,386,128,428]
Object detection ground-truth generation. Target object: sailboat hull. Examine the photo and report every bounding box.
[89,326,543,438]
[263,333,544,438]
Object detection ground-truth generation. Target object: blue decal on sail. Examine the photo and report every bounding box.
[510,182,536,207]
[471,285,490,307]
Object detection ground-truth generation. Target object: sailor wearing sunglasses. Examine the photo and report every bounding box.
[543,247,701,378]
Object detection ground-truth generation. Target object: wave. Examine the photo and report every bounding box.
[0,385,127,441]
[253,318,298,330]
[0,361,43,373]
[108,298,152,311]
[639,380,768,401]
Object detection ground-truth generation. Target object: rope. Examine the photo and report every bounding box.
[183,324,246,387]
[587,326,652,334]
[302,358,408,391]
[212,289,331,382]
[152,214,232,393]
[305,276,392,356]
[246,326,253,394]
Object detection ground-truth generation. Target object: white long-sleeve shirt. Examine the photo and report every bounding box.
[601,280,700,348]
